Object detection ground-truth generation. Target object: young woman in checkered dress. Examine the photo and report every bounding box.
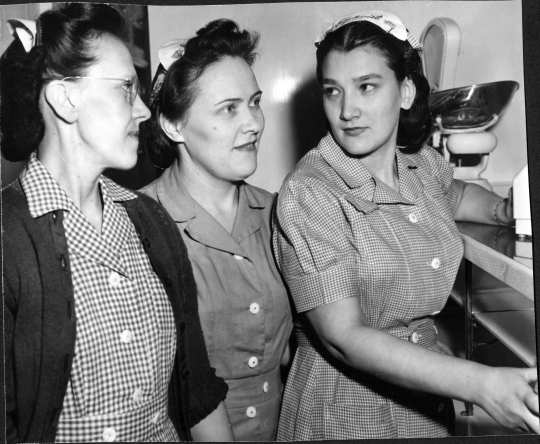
[2,3,234,442]
[272,10,539,440]
[139,20,293,441]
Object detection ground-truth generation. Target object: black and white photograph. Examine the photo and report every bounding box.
[1,1,538,442]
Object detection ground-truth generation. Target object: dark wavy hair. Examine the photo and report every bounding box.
[0,3,126,162]
[316,20,432,151]
[141,19,260,169]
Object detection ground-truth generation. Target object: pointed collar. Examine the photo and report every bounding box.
[155,159,266,256]
[318,133,420,205]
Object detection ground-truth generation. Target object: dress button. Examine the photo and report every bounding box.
[60,255,67,270]
[109,271,122,287]
[132,388,143,402]
[246,406,257,418]
[249,303,260,314]
[151,412,160,425]
[430,258,441,269]
[438,402,445,413]
[263,382,269,393]
[248,356,258,368]
[120,330,133,344]
[410,331,419,344]
[233,254,243,260]
[102,427,117,442]
[407,213,418,223]
[52,212,57,221]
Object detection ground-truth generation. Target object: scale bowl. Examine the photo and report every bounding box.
[428,80,519,130]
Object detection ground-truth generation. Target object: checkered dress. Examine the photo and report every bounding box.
[273,134,464,440]
[20,154,179,442]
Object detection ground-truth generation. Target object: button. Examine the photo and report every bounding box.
[430,258,441,269]
[248,356,258,368]
[263,382,269,393]
[246,406,257,418]
[151,412,160,425]
[233,254,243,260]
[52,212,57,221]
[249,303,260,314]
[438,402,445,413]
[407,213,418,223]
[109,272,122,287]
[410,331,419,344]
[431,310,441,316]
[132,388,143,402]
[102,427,117,442]
[120,330,133,344]
[60,255,67,270]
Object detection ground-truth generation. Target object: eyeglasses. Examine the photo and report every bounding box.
[49,76,141,106]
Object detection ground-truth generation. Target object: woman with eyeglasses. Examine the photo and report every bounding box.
[2,3,234,442]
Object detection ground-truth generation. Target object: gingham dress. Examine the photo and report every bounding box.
[273,134,464,440]
[20,155,179,442]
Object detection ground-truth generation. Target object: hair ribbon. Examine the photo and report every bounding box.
[7,18,39,53]
[314,10,421,51]
[149,39,187,107]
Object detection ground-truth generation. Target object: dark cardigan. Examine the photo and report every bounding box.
[3,179,228,443]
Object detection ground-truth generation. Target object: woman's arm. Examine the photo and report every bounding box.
[453,179,513,225]
[306,296,539,433]
[190,401,234,441]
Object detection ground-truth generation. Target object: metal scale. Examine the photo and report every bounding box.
[421,18,531,265]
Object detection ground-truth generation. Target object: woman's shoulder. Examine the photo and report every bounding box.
[402,144,449,174]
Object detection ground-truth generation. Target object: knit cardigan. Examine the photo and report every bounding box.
[3,179,228,443]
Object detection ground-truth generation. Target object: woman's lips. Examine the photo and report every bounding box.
[234,142,257,151]
[343,127,367,136]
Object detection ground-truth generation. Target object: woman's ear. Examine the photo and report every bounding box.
[160,114,185,143]
[400,77,416,111]
[43,81,78,123]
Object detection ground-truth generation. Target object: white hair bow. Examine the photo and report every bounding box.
[7,18,38,53]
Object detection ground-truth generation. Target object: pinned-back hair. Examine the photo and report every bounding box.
[316,20,432,151]
[141,19,260,170]
[0,3,126,162]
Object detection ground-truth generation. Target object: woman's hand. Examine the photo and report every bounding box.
[495,187,514,225]
[476,366,539,433]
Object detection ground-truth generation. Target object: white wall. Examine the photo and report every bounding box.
[148,1,526,195]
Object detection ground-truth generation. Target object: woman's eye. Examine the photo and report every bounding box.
[222,104,236,114]
[360,84,376,92]
[251,97,262,107]
[323,87,340,97]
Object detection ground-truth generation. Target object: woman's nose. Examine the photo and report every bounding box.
[133,94,151,122]
[243,107,264,134]
[340,94,360,121]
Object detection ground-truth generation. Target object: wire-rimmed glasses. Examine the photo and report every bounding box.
[47,76,141,106]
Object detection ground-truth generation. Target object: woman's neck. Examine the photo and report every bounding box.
[38,139,104,233]
[360,144,400,192]
[178,158,240,234]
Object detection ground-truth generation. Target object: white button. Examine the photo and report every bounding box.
[248,356,258,368]
[120,330,133,344]
[132,388,143,402]
[263,382,269,393]
[431,310,441,316]
[108,271,122,287]
[408,213,418,223]
[151,412,160,425]
[102,427,117,442]
[233,254,243,260]
[438,402,445,413]
[250,303,260,314]
[246,406,257,418]
[410,332,419,344]
[430,258,441,269]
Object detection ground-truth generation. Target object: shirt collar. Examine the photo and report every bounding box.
[318,133,419,205]
[20,152,137,219]
[155,158,266,223]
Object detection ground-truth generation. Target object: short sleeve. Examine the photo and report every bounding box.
[272,179,359,313]
[419,146,459,214]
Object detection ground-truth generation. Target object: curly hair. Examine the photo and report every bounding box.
[140,19,260,169]
[0,3,126,162]
[315,20,432,151]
